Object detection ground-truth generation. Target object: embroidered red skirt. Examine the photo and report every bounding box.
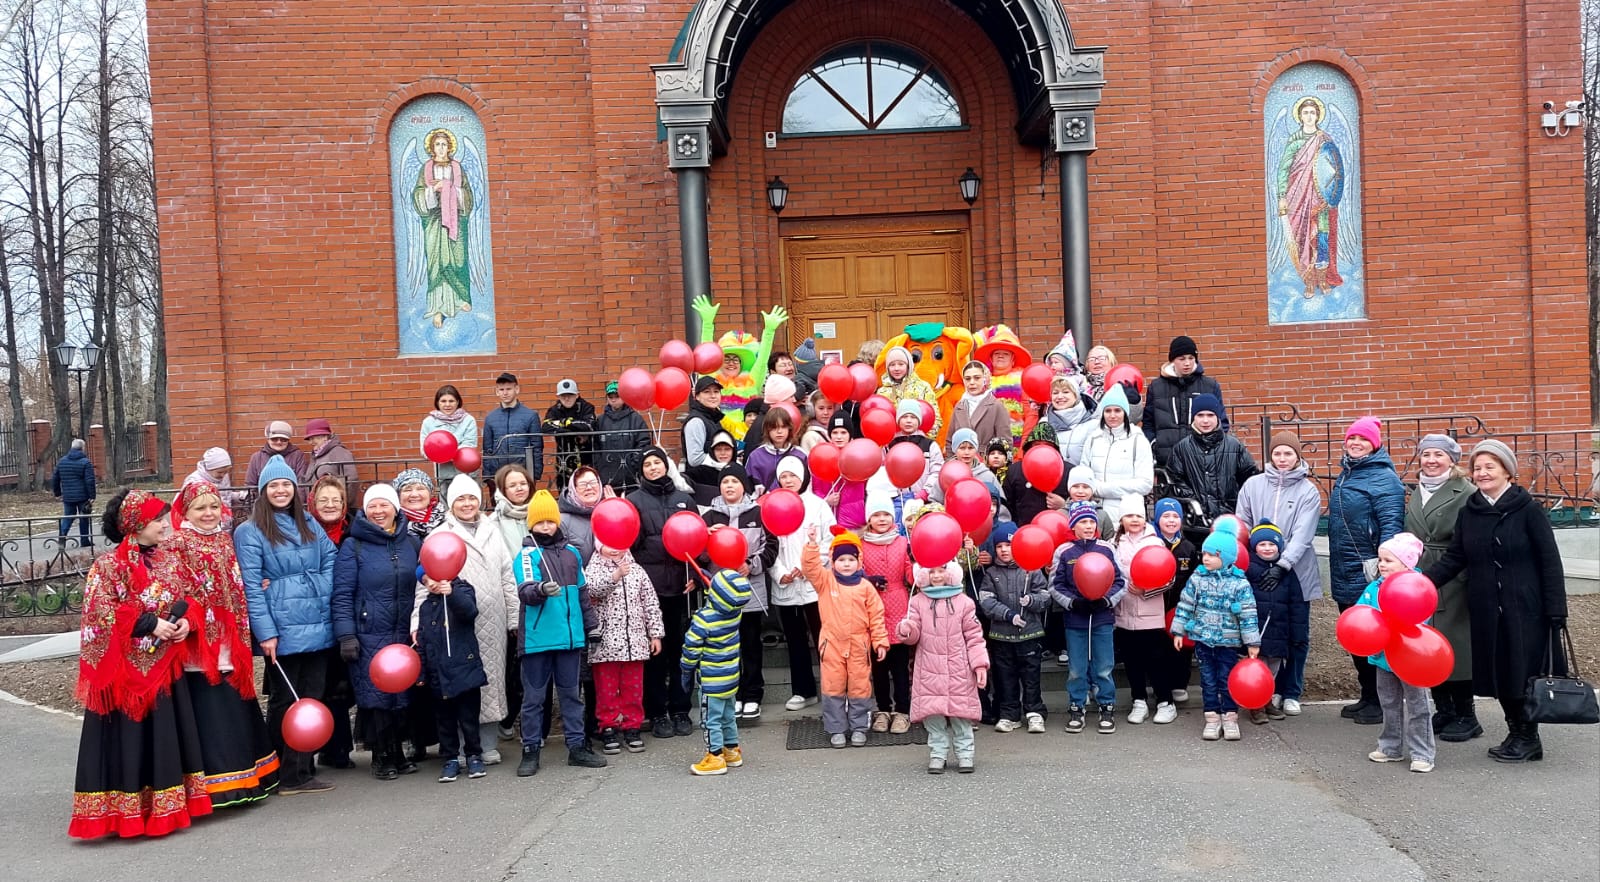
[69,677,214,839]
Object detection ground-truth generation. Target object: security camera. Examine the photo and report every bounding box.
[1543,101,1555,111]
[1566,100,1584,111]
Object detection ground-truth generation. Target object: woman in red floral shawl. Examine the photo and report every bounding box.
[166,481,280,807]
[70,488,213,839]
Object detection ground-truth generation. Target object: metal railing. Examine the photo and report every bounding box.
[0,516,96,617]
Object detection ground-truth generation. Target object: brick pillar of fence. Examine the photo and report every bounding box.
[137,422,159,477]
[28,420,51,462]
[87,425,109,477]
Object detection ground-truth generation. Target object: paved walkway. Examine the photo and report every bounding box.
[2,694,1594,881]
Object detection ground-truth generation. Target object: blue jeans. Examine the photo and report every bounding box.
[1275,598,1312,700]
[59,500,91,545]
[1065,623,1115,709]
[1194,643,1240,713]
[520,650,584,750]
[703,695,738,752]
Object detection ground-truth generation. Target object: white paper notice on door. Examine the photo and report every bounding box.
[813,322,836,339]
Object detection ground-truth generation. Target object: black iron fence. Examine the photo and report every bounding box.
[0,516,95,617]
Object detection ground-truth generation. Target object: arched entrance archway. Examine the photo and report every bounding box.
[655,0,1105,352]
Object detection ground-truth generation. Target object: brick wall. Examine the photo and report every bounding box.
[147,0,1591,472]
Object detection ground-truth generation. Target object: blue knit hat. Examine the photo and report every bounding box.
[986,521,1018,552]
[256,454,297,491]
[1201,530,1237,563]
[1248,520,1284,553]
[1190,393,1224,421]
[1067,503,1099,531]
[949,427,979,451]
[1154,498,1183,522]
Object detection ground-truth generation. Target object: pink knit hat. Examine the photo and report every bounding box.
[1379,532,1424,570]
[1345,415,1383,449]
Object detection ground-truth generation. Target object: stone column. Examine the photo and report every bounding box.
[664,120,713,341]
[1052,110,1097,358]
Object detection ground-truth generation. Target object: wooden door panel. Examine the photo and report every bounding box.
[905,251,950,295]
[802,255,848,298]
[854,254,897,296]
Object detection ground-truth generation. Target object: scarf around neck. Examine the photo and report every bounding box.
[429,409,467,425]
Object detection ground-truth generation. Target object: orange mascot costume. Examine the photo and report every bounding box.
[874,322,974,449]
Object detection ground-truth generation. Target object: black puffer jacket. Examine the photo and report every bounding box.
[626,474,696,598]
[1165,429,1258,520]
[595,404,650,489]
[1144,363,1226,468]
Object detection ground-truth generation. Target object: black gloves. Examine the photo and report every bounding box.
[1257,567,1283,593]
[1088,598,1110,613]
[132,611,158,638]
[340,636,360,662]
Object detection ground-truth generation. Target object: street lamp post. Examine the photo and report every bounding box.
[53,341,100,440]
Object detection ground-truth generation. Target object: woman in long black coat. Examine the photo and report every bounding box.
[626,446,698,739]
[1424,439,1566,764]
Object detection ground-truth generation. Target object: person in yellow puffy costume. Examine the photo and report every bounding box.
[691,295,790,441]
[873,322,974,449]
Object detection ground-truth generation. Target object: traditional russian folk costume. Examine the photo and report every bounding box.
[70,490,214,839]
[167,482,279,807]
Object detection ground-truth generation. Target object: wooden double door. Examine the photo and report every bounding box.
[781,227,969,363]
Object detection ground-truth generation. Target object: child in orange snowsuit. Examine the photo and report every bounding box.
[801,526,889,747]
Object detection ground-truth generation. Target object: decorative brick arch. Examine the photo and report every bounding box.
[1251,49,1376,114]
[369,78,495,146]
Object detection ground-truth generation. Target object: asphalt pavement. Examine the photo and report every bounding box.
[1,693,1595,882]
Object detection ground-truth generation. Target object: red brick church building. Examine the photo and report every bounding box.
[148,0,1589,467]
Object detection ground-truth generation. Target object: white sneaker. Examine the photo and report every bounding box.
[1153,702,1178,724]
[1282,698,1302,716]
[1057,651,1070,664]
[785,695,817,711]
[1127,700,1149,725]
[1410,760,1434,773]
[482,749,502,765]
[1025,713,1046,734]
[994,718,1017,733]
[1171,688,1189,703]
[743,701,763,720]
[1368,750,1405,763]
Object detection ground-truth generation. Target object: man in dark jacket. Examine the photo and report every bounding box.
[482,372,544,482]
[1165,394,1259,541]
[51,439,97,545]
[594,381,651,493]
[543,379,596,488]
[1145,335,1228,470]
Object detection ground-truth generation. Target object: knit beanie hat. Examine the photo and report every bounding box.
[393,468,434,494]
[720,461,755,496]
[526,489,561,528]
[1248,520,1284,553]
[363,482,401,513]
[884,346,914,371]
[1190,393,1223,420]
[763,373,797,405]
[1154,497,1183,523]
[1379,532,1424,570]
[1024,421,1059,450]
[1470,438,1518,480]
[988,521,1018,547]
[1345,415,1383,449]
[895,399,923,423]
[1067,502,1099,531]
[256,454,297,491]
[775,455,809,489]
[949,428,979,451]
[1417,433,1462,462]
[445,473,482,508]
[1067,464,1095,489]
[864,493,896,519]
[830,529,862,560]
[1099,382,1131,419]
[201,447,232,471]
[1168,335,1199,361]
[1201,530,1237,562]
[1118,494,1147,520]
[794,338,818,362]
[1269,431,1303,459]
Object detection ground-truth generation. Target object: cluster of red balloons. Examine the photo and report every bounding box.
[817,362,885,405]
[611,340,729,414]
[1335,572,1455,687]
[422,430,481,473]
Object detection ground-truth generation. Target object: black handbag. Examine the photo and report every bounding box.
[1523,625,1600,725]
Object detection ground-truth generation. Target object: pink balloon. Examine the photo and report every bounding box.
[654,367,692,410]
[693,342,725,374]
[775,402,802,427]
[848,363,878,402]
[282,698,334,753]
[659,339,694,372]
[422,430,458,465]
[885,442,927,490]
[938,460,973,493]
[1074,551,1115,599]
[420,532,467,581]
[370,644,421,694]
[451,446,482,473]
[910,512,963,567]
[1033,510,1072,547]
[916,399,935,433]
[859,395,895,417]
[839,438,883,483]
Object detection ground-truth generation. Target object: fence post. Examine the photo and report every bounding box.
[1260,412,1272,464]
[87,425,108,478]
[142,422,158,477]
[28,419,51,487]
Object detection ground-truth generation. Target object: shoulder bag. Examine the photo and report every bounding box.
[1524,624,1600,725]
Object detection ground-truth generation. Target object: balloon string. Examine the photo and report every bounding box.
[272,657,302,703]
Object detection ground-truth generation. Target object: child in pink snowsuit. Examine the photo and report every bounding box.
[897,561,990,775]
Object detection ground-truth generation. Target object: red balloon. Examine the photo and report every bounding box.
[659,339,694,372]
[775,402,802,427]
[885,442,927,490]
[420,531,468,581]
[369,643,421,694]
[1378,572,1439,627]
[1021,363,1056,404]
[618,367,655,412]
[1010,524,1056,570]
[1130,545,1177,591]
[760,489,806,536]
[282,697,334,753]
[839,438,883,483]
[693,342,725,374]
[1073,551,1116,599]
[916,400,935,434]
[1228,657,1275,710]
[860,409,897,446]
[662,510,708,562]
[591,498,641,549]
[1336,605,1393,657]
[1104,363,1145,396]
[808,443,841,485]
[1387,623,1455,688]
[1033,510,1072,547]
[1020,444,1064,491]
[818,364,854,403]
[452,446,482,473]
[654,367,692,411]
[422,429,459,465]
[706,525,748,570]
[967,510,995,546]
[937,460,973,493]
[1234,540,1249,573]
[848,363,878,401]
[910,512,963,567]
[1165,607,1196,649]
[860,394,895,417]
[946,479,992,534]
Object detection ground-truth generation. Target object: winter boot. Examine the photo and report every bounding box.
[516,745,541,777]
[1487,721,1521,761]
[1492,722,1544,763]
[1430,688,1457,734]
[1439,707,1483,743]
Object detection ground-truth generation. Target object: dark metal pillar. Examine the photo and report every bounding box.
[675,166,711,341]
[1060,151,1092,358]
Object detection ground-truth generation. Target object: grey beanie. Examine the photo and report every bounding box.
[1416,433,1462,462]
[1469,439,1517,480]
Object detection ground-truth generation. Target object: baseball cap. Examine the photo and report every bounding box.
[605,381,620,395]
[265,420,293,440]
[556,379,579,395]
[495,372,518,385]
[695,376,723,395]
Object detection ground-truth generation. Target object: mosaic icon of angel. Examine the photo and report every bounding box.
[399,128,491,328]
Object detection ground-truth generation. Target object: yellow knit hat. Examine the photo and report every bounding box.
[829,529,862,559]
[526,489,561,528]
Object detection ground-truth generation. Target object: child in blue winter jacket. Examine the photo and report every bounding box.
[413,575,488,782]
[1171,530,1260,742]
[1357,533,1436,773]
[1049,503,1126,735]
[680,565,752,777]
